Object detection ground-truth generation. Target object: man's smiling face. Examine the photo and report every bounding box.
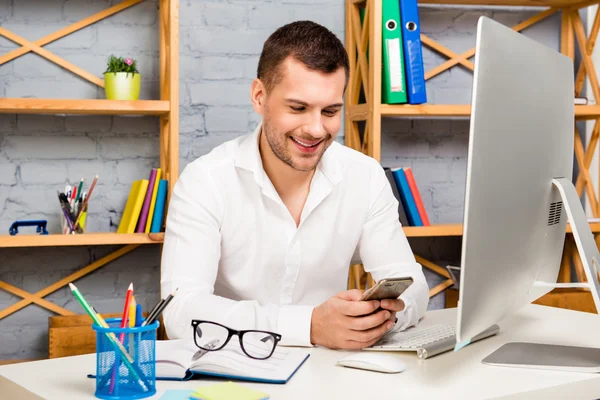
[257,56,346,172]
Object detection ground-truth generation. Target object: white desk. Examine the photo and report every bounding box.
[2,304,600,400]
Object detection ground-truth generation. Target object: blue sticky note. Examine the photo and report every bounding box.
[158,390,194,400]
[454,338,471,352]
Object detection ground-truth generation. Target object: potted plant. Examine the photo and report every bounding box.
[103,55,141,100]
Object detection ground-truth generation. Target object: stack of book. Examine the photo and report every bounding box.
[384,167,430,227]
[117,168,168,234]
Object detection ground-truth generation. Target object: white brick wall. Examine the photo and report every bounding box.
[189,81,252,106]
[203,3,248,28]
[205,107,249,133]
[184,27,270,55]
[0,164,17,185]
[0,0,559,359]
[3,136,97,159]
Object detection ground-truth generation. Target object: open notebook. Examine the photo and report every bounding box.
[155,339,310,384]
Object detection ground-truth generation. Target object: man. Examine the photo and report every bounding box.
[160,20,429,349]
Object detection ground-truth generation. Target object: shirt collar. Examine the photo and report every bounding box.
[234,122,342,186]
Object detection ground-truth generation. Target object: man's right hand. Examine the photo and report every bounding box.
[309,289,395,349]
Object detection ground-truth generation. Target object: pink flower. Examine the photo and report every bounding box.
[125,57,133,66]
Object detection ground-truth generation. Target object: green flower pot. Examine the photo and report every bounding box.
[104,72,141,100]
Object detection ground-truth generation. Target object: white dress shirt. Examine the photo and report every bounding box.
[160,123,430,346]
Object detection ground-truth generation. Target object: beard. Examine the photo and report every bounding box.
[262,112,332,173]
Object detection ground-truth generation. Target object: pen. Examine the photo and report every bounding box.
[144,288,177,326]
[75,177,84,203]
[141,299,164,327]
[69,283,149,392]
[72,175,98,233]
[70,185,77,205]
[58,192,83,234]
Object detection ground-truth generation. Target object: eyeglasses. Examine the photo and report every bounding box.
[191,320,282,360]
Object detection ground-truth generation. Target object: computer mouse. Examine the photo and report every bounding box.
[336,352,406,373]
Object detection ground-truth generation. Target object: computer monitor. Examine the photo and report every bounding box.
[455,16,600,371]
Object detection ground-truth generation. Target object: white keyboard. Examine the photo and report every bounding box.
[369,324,456,350]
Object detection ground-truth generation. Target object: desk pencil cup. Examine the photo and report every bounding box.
[92,318,159,399]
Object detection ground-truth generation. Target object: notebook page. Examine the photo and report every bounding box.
[155,339,198,378]
[190,339,309,381]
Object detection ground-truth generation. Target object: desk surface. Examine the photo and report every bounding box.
[2,304,600,400]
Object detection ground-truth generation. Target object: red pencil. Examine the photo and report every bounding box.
[119,282,134,341]
[110,282,134,394]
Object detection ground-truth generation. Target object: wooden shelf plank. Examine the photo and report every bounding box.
[0,98,170,116]
[381,104,470,118]
[6,224,597,244]
[347,104,600,120]
[403,224,463,237]
[403,222,600,237]
[575,105,600,119]
[0,233,164,248]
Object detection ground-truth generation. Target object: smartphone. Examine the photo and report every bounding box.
[360,277,414,301]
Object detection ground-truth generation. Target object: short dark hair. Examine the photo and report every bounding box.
[257,20,350,94]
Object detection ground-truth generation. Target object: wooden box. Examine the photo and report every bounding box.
[48,312,162,359]
[48,313,122,359]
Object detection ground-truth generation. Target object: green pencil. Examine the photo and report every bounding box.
[68,283,149,392]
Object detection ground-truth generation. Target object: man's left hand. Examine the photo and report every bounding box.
[380,298,405,327]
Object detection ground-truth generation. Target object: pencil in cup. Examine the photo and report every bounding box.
[142,288,178,327]
[93,317,159,399]
[72,175,98,233]
[68,283,151,396]
[60,206,86,232]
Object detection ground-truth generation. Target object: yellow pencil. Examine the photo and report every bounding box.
[129,297,137,355]
[129,297,137,328]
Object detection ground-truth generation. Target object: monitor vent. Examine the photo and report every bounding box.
[548,201,562,226]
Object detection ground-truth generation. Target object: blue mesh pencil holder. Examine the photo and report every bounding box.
[92,318,159,400]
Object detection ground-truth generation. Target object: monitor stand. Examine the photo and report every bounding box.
[481,178,600,373]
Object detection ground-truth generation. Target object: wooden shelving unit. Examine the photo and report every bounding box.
[0,0,179,324]
[345,0,600,303]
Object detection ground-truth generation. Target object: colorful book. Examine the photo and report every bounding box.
[403,167,430,225]
[136,169,157,233]
[391,168,422,226]
[150,179,168,233]
[117,179,149,234]
[145,168,162,233]
[384,167,409,226]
